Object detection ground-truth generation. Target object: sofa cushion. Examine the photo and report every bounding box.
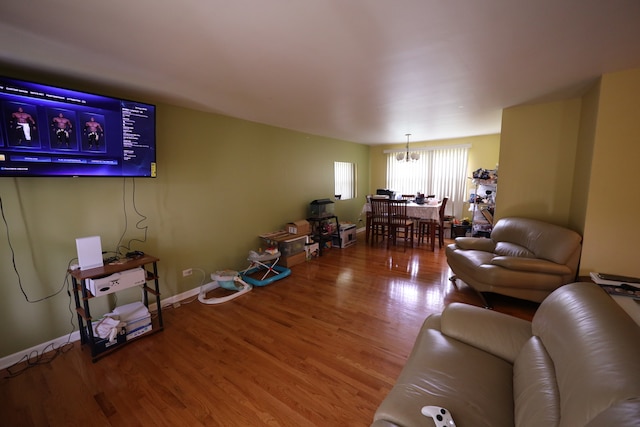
[447,248,495,270]
[447,245,568,291]
[489,256,572,275]
[494,241,535,258]
[440,303,532,364]
[373,324,515,427]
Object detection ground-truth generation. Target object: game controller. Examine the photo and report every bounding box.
[421,406,456,427]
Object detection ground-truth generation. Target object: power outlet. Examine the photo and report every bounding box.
[182,268,193,277]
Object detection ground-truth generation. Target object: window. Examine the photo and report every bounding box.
[386,145,469,204]
[334,161,356,200]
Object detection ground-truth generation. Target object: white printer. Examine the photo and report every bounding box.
[86,267,146,297]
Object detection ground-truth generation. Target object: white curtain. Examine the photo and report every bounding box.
[386,146,468,212]
[334,161,356,200]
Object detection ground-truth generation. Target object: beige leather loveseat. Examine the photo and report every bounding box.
[446,217,582,304]
[372,282,640,426]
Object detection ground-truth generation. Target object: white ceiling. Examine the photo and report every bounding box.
[1,0,640,145]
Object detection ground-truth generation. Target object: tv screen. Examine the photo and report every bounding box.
[0,76,156,177]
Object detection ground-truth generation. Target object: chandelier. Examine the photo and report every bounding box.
[396,133,420,162]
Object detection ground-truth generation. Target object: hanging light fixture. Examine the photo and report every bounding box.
[396,133,420,162]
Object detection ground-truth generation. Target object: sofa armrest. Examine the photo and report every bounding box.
[453,237,496,252]
[490,256,572,275]
[440,303,532,363]
[423,312,442,330]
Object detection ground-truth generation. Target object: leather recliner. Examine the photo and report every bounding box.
[371,282,640,426]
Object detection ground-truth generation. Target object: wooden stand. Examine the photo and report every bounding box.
[307,215,341,255]
[69,254,163,362]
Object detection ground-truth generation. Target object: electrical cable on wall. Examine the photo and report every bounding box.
[3,274,78,378]
[1,195,77,377]
[1,195,71,303]
[1,177,151,376]
[115,178,149,256]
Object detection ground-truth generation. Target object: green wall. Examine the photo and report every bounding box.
[0,71,370,358]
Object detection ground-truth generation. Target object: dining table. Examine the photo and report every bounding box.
[362,200,442,251]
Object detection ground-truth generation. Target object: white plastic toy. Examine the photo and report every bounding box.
[421,406,457,427]
[198,270,252,305]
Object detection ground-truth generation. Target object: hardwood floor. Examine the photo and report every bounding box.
[0,234,538,426]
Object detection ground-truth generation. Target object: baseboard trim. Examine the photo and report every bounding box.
[150,287,200,311]
[0,331,81,371]
[1,287,201,370]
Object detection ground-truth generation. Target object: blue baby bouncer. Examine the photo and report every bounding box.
[198,250,291,304]
[241,250,291,286]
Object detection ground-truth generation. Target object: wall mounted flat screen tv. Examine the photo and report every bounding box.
[0,76,156,177]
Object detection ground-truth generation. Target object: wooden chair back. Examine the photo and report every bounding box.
[387,200,414,249]
[387,200,409,225]
[370,198,389,223]
[439,197,449,222]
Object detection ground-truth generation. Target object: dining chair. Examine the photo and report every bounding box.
[387,200,414,250]
[369,198,389,245]
[365,195,373,243]
[418,197,448,250]
[399,194,420,235]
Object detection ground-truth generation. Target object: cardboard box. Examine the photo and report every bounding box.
[259,230,290,243]
[125,316,152,335]
[332,224,356,248]
[305,242,319,260]
[89,324,126,354]
[287,220,310,235]
[126,323,152,340]
[280,251,306,268]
